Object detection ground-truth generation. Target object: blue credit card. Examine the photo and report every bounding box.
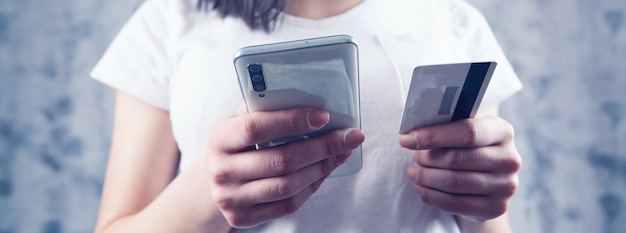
[399,62,496,134]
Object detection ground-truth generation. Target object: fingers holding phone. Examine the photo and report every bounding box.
[234,35,362,177]
[219,107,331,151]
[205,107,364,228]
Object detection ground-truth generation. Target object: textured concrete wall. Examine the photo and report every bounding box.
[468,1,626,232]
[0,1,143,232]
[1,0,625,232]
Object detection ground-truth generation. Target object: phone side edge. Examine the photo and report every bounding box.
[234,35,356,58]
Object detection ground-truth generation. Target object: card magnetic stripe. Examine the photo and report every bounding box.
[450,62,491,121]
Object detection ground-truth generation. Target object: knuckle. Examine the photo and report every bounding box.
[309,178,325,193]
[439,172,469,192]
[500,176,519,197]
[412,151,421,164]
[286,112,307,131]
[461,121,481,145]
[416,130,434,148]
[324,132,346,155]
[414,167,426,185]
[418,187,440,207]
[507,155,523,172]
[227,212,252,228]
[211,167,233,186]
[320,157,335,175]
[416,150,434,166]
[445,173,465,191]
[267,177,294,198]
[486,201,509,220]
[266,150,293,173]
[500,150,522,173]
[417,187,431,204]
[493,117,515,140]
[282,197,300,214]
[213,191,236,210]
[241,116,259,143]
[444,149,468,168]
[503,121,515,141]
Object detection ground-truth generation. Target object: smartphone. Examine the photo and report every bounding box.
[233,35,361,177]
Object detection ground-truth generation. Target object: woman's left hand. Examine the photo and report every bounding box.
[399,115,521,222]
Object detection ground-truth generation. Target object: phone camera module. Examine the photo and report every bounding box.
[251,74,263,82]
[254,83,267,92]
[247,64,267,92]
[248,64,262,73]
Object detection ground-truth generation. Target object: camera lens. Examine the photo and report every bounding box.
[248,64,261,73]
[253,83,266,92]
[247,63,266,92]
[251,74,263,82]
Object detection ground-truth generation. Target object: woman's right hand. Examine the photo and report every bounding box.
[205,107,365,228]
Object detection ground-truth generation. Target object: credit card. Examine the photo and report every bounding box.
[399,62,496,134]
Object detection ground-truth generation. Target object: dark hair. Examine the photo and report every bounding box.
[197,0,287,32]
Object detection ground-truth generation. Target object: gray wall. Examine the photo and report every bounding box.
[0,0,624,232]
[471,1,626,232]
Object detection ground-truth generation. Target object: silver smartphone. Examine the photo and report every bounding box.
[233,35,361,177]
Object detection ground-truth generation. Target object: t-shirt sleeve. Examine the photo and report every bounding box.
[448,0,523,111]
[90,0,181,110]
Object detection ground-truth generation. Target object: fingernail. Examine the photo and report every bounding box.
[344,129,365,149]
[407,166,417,181]
[308,109,330,129]
[399,133,418,149]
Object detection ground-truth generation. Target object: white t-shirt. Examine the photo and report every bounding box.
[91,0,522,232]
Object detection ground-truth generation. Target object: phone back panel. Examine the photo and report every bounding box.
[234,35,361,177]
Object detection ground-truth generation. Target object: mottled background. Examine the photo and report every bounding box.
[0,0,624,232]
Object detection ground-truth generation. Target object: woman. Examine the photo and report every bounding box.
[91,0,523,232]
